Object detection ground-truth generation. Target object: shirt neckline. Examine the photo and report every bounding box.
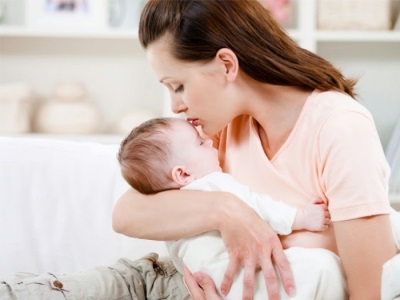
[251,89,317,163]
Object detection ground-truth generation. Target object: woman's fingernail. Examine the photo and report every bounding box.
[221,288,227,296]
[288,287,296,296]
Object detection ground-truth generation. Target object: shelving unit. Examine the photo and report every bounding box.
[0,25,138,39]
[316,30,400,42]
[1,0,400,203]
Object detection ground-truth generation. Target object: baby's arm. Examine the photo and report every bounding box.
[186,173,330,235]
[292,198,331,231]
[249,191,331,235]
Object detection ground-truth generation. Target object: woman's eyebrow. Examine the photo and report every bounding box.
[159,76,171,83]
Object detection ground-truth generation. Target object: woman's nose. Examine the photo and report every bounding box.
[171,95,187,114]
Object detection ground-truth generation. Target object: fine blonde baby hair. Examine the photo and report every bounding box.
[118,117,175,194]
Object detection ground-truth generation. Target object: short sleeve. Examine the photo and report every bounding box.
[318,111,391,221]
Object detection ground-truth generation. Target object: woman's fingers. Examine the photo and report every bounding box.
[270,245,296,298]
[218,195,295,299]
[221,252,240,296]
[260,258,279,300]
[242,262,256,300]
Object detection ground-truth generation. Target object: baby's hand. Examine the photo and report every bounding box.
[293,198,331,232]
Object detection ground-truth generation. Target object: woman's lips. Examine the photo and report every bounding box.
[187,118,200,127]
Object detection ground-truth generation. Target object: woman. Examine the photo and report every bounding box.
[112,0,397,299]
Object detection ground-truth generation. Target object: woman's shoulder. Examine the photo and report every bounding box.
[311,91,381,148]
[302,90,375,134]
[310,89,372,119]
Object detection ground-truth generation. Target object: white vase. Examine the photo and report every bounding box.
[35,101,102,134]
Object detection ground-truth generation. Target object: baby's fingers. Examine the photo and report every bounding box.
[194,272,222,300]
[325,209,331,222]
[184,265,222,300]
[312,198,325,205]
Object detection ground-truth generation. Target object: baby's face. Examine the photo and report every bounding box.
[168,119,222,179]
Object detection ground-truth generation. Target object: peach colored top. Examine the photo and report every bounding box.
[215,90,391,253]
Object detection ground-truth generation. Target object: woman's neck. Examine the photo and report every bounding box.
[244,83,313,159]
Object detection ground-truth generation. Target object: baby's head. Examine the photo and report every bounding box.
[118,117,221,194]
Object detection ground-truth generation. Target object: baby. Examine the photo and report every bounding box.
[117,117,331,298]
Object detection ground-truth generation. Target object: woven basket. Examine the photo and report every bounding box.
[317,0,392,30]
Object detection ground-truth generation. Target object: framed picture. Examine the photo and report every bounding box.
[26,0,107,31]
[109,0,147,29]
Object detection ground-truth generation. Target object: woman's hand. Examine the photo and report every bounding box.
[183,265,222,300]
[218,195,296,300]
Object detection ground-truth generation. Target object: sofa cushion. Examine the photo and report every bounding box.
[0,137,167,277]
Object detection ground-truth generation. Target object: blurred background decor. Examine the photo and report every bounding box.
[386,117,400,195]
[395,7,400,30]
[0,0,6,24]
[258,0,291,23]
[114,110,158,135]
[34,82,103,134]
[0,0,399,147]
[0,83,36,134]
[108,0,146,29]
[317,0,392,30]
[26,0,107,31]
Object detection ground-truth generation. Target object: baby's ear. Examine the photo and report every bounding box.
[171,166,195,187]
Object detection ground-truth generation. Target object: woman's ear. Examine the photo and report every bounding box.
[215,48,239,82]
[171,166,195,187]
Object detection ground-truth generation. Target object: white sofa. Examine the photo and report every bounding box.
[0,137,168,278]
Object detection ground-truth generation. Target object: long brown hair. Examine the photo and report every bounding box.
[139,0,356,98]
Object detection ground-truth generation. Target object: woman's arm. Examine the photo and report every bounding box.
[112,188,224,240]
[334,214,397,300]
[112,188,296,300]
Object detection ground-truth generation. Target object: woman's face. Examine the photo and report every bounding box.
[146,37,241,136]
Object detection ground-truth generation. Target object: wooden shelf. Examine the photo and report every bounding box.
[316,30,400,42]
[0,26,138,39]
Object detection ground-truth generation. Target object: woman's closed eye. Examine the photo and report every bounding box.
[174,85,184,93]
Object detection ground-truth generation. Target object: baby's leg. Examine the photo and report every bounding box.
[0,253,189,300]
